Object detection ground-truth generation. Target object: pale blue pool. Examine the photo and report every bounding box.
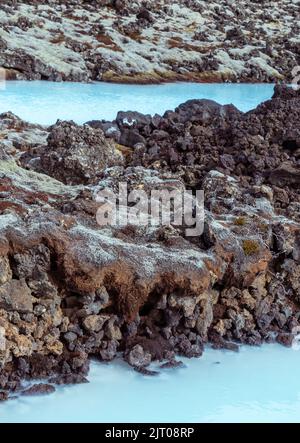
[0,81,275,125]
[1,344,300,423]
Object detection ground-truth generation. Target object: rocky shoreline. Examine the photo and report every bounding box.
[0,84,299,400]
[0,0,299,84]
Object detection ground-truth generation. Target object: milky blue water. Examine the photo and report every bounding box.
[0,81,275,125]
[1,81,298,423]
[1,344,300,423]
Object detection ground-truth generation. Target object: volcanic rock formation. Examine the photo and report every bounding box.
[0,0,299,83]
[0,85,299,399]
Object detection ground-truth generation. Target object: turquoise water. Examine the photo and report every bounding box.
[1,344,300,423]
[0,81,275,125]
[1,81,297,423]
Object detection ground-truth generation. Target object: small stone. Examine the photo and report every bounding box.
[162,327,172,340]
[137,7,153,23]
[34,304,47,316]
[48,374,88,385]
[134,366,159,376]
[276,333,294,347]
[126,344,152,368]
[100,340,118,361]
[0,391,8,401]
[22,383,55,396]
[211,335,239,352]
[156,294,167,309]
[83,314,109,332]
[222,341,240,352]
[0,326,6,351]
[168,294,197,317]
[186,344,203,358]
[163,350,176,360]
[160,359,185,369]
[64,332,77,342]
[0,257,12,285]
[0,279,33,313]
[105,318,122,340]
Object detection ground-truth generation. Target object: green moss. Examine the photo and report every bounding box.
[0,160,82,196]
[102,70,163,84]
[242,239,260,256]
[258,221,269,232]
[234,216,246,226]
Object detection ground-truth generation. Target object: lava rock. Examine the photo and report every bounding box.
[22,383,56,396]
[126,344,152,368]
[41,121,123,184]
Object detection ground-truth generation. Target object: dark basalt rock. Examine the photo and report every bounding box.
[136,8,154,24]
[126,344,152,368]
[160,359,185,369]
[225,27,246,44]
[211,336,240,353]
[0,391,9,401]
[276,333,295,347]
[40,120,123,184]
[119,129,146,148]
[134,366,159,376]
[265,163,300,186]
[48,374,89,385]
[22,383,56,396]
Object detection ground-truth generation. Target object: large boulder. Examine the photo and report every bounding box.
[41,120,123,184]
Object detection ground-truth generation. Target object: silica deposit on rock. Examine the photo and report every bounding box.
[0,85,299,399]
[0,0,299,83]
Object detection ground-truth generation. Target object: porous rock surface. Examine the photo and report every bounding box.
[0,0,299,83]
[0,85,299,399]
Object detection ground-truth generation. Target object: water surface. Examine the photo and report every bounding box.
[0,81,275,125]
[1,344,300,423]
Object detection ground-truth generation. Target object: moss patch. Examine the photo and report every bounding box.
[0,160,82,196]
[242,239,260,256]
[234,216,246,226]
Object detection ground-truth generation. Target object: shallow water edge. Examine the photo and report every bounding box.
[1,344,300,423]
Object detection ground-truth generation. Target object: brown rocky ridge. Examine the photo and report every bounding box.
[0,84,299,399]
